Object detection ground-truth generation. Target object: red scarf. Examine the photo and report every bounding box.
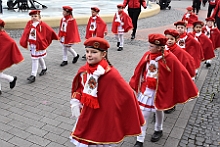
[81,59,110,109]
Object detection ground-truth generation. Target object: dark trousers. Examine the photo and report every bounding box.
[0,0,3,14]
[192,0,201,14]
[216,16,220,30]
[128,8,141,36]
[207,4,216,17]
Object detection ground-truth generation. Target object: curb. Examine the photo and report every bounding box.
[4,3,160,29]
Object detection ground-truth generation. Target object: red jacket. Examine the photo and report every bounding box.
[123,0,147,8]
[209,0,219,6]
[20,20,58,51]
[212,0,220,18]
[0,31,24,71]
[129,50,198,110]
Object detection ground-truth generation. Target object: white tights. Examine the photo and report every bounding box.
[62,45,77,61]
[137,110,164,142]
[31,58,46,76]
[115,34,124,47]
[0,72,14,90]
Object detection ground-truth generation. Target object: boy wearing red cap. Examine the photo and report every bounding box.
[69,37,145,146]
[58,6,80,67]
[202,17,220,50]
[188,20,215,68]
[0,19,24,94]
[182,6,198,32]
[111,4,133,51]
[174,21,203,75]
[82,7,107,59]
[130,34,198,147]
[20,10,58,83]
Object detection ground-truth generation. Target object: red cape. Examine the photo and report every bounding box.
[71,66,145,144]
[20,20,59,50]
[188,32,215,60]
[85,16,107,39]
[182,13,198,28]
[111,11,133,34]
[202,27,220,49]
[129,51,198,110]
[0,31,24,71]
[58,18,81,45]
[185,35,204,69]
[168,44,196,77]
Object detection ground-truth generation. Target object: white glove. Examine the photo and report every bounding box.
[70,99,82,118]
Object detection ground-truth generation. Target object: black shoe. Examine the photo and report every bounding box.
[131,35,135,40]
[27,75,35,83]
[117,42,120,47]
[151,130,163,142]
[82,54,86,59]
[134,141,143,147]
[60,61,68,66]
[164,106,176,114]
[72,54,79,63]
[39,68,47,76]
[206,63,211,68]
[10,76,17,89]
[0,90,2,95]
[117,47,123,51]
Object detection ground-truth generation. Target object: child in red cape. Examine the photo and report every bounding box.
[20,10,58,83]
[58,6,81,67]
[82,7,107,59]
[111,4,133,51]
[164,29,196,114]
[202,17,220,50]
[174,21,203,76]
[130,34,198,147]
[0,19,24,94]
[182,6,198,32]
[188,20,215,68]
[70,37,145,147]
[164,29,196,78]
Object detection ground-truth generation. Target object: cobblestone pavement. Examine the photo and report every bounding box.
[1,0,220,147]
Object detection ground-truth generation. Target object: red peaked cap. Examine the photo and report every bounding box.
[91,7,100,12]
[148,34,168,46]
[186,6,193,11]
[117,4,125,8]
[164,29,180,38]
[205,17,215,22]
[193,20,204,27]
[0,19,5,27]
[174,21,186,27]
[29,10,41,16]
[84,37,110,51]
[63,6,73,12]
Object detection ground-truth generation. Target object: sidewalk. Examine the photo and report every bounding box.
[0,1,219,147]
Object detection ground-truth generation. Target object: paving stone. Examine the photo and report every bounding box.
[25,126,48,137]
[44,132,68,144]
[0,139,15,147]
[8,127,31,139]
[8,136,33,147]
[26,134,51,146]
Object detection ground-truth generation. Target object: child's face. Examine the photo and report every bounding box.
[165,34,176,46]
[91,10,98,17]
[31,14,40,22]
[149,43,161,53]
[86,48,106,65]
[176,25,186,34]
[62,10,68,16]
[118,8,123,12]
[194,24,202,33]
[187,10,192,13]
[206,21,214,27]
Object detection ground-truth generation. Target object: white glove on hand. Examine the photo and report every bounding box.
[70,99,82,118]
